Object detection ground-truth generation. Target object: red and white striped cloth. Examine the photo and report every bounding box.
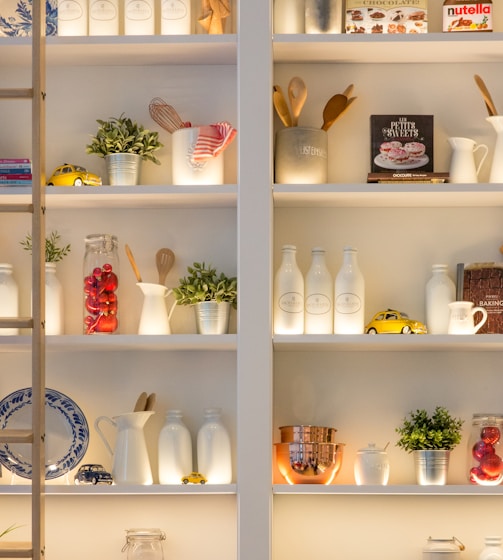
[190,121,237,163]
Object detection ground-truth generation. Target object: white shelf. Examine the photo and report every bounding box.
[273,33,503,64]
[273,334,503,352]
[0,334,237,352]
[0,35,237,66]
[0,484,236,495]
[0,185,237,209]
[273,184,503,208]
[273,484,503,495]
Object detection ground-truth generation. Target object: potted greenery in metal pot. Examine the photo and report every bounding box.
[173,261,237,334]
[86,113,163,186]
[396,406,464,485]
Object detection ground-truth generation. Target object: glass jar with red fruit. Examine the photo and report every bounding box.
[83,234,119,335]
[468,413,503,486]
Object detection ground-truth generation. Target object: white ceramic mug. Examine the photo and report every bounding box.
[448,301,487,334]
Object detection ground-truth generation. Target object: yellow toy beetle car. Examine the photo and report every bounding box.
[365,309,427,335]
[181,472,207,484]
[47,163,102,187]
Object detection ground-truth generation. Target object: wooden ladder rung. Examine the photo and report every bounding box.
[0,204,34,214]
[0,429,33,444]
[0,89,33,100]
[0,318,33,329]
[0,542,33,558]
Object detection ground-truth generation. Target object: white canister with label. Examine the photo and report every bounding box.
[89,0,119,35]
[124,0,155,35]
[58,0,88,35]
[161,0,191,34]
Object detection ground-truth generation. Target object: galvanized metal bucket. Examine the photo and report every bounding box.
[105,153,142,186]
[414,450,451,485]
[194,302,230,335]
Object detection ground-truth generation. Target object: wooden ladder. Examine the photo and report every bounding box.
[0,0,46,558]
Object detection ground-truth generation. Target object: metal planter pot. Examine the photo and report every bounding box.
[194,302,231,335]
[414,449,451,485]
[105,153,142,186]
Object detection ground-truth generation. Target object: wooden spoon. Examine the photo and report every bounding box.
[288,76,307,127]
[331,96,357,125]
[342,83,354,98]
[156,248,175,286]
[474,74,498,116]
[273,85,293,127]
[145,392,157,412]
[125,244,142,283]
[133,391,148,412]
[321,94,348,131]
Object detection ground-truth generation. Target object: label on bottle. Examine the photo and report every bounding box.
[126,0,153,21]
[58,0,84,21]
[335,292,362,314]
[279,292,304,313]
[305,293,332,315]
[162,0,188,21]
[90,0,118,21]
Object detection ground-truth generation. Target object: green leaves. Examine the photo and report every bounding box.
[86,113,163,164]
[20,230,71,263]
[173,261,237,308]
[396,406,464,452]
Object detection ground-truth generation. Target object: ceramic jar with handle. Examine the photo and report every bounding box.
[448,137,488,183]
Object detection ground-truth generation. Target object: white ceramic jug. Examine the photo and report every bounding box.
[487,116,503,183]
[95,411,154,485]
[448,137,488,183]
[136,283,176,335]
[448,301,487,335]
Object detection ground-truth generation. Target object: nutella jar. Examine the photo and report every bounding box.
[443,0,492,32]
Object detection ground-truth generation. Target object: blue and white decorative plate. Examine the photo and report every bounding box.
[0,0,57,37]
[0,387,89,480]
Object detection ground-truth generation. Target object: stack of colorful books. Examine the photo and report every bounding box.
[0,159,32,186]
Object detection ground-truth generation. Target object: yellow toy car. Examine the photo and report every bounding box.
[181,472,207,484]
[365,309,427,335]
[47,163,102,187]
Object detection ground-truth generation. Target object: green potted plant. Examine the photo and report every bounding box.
[173,261,237,334]
[396,406,464,485]
[86,113,163,186]
[20,230,70,335]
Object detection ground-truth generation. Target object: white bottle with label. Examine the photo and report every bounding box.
[305,247,333,334]
[58,0,88,36]
[197,408,232,484]
[334,246,365,334]
[425,263,456,334]
[479,537,503,560]
[158,410,193,484]
[274,244,304,334]
[161,0,191,34]
[89,0,119,35]
[0,264,18,336]
[124,0,155,35]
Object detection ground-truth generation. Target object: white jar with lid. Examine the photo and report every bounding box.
[479,537,503,560]
[0,264,19,336]
[354,443,389,485]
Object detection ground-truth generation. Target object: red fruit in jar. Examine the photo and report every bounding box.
[93,267,102,279]
[95,313,118,333]
[85,297,100,314]
[481,426,501,445]
[473,440,495,460]
[102,263,113,273]
[102,271,118,292]
[480,453,503,477]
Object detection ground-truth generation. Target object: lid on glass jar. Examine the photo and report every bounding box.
[472,413,503,422]
[424,536,465,552]
[357,442,388,454]
[0,264,13,272]
[125,528,166,541]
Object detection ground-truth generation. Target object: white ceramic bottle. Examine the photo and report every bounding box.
[274,244,304,334]
[479,537,503,560]
[45,263,64,335]
[89,0,119,35]
[305,247,333,334]
[124,0,155,35]
[425,264,456,334]
[161,0,191,34]
[197,408,232,484]
[0,264,18,336]
[158,410,193,484]
[58,0,88,36]
[334,246,365,334]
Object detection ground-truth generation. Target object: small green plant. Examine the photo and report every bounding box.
[20,230,71,263]
[396,406,464,452]
[86,113,163,164]
[0,524,22,539]
[173,262,237,308]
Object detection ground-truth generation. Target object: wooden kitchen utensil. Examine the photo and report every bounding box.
[145,392,157,411]
[125,244,143,283]
[133,391,148,412]
[273,85,293,127]
[156,248,175,286]
[321,93,348,131]
[288,76,307,127]
[474,74,498,116]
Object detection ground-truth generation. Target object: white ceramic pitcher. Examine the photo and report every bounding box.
[136,283,176,335]
[487,116,503,183]
[448,137,488,183]
[448,301,487,335]
[95,411,154,485]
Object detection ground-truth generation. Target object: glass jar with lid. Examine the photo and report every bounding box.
[468,413,503,486]
[122,529,166,560]
[83,234,119,334]
[423,537,465,560]
[354,442,390,485]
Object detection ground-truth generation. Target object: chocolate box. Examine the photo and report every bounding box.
[345,0,427,34]
[462,263,503,334]
[370,115,434,173]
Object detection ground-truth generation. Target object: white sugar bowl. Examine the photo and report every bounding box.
[354,442,390,485]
